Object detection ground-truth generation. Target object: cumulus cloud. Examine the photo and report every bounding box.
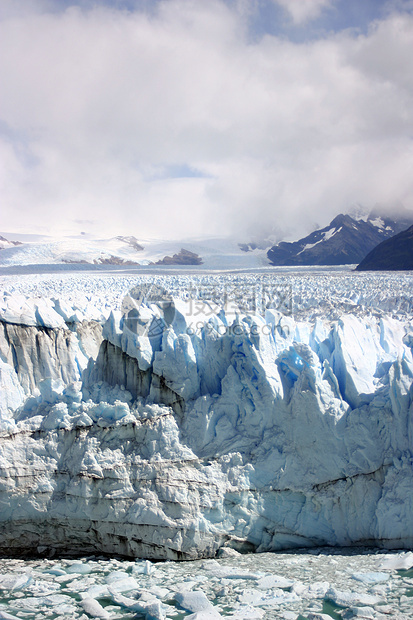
[0,0,412,240]
[271,0,334,25]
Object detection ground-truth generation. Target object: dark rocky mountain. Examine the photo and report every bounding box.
[62,256,139,265]
[115,235,144,251]
[0,235,22,250]
[267,212,413,266]
[156,248,203,265]
[356,225,413,271]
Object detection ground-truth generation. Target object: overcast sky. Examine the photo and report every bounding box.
[1,0,412,240]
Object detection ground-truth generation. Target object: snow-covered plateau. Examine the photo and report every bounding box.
[0,270,413,565]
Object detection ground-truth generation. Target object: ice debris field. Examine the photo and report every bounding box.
[1,548,413,619]
[1,269,413,617]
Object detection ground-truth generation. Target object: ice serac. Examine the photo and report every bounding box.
[0,290,413,559]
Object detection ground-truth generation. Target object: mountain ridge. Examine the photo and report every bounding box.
[356,225,413,271]
[267,211,413,266]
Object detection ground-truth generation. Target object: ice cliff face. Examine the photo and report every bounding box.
[0,285,413,559]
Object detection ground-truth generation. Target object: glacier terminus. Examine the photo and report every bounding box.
[0,270,413,560]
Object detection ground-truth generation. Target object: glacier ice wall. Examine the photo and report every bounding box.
[0,288,413,559]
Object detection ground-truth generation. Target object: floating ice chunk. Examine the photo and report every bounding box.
[238,589,299,607]
[55,573,80,584]
[200,560,220,570]
[263,591,299,606]
[306,614,337,620]
[237,590,265,605]
[173,580,198,592]
[133,560,150,575]
[12,593,77,612]
[105,572,139,593]
[148,586,170,600]
[256,575,294,589]
[292,582,329,599]
[186,612,223,620]
[378,552,413,570]
[86,584,111,599]
[66,562,93,575]
[351,572,390,584]
[216,548,241,558]
[341,606,376,618]
[144,560,155,575]
[0,573,32,591]
[175,591,215,613]
[80,597,110,619]
[67,576,96,592]
[106,571,131,583]
[208,567,261,580]
[325,587,381,607]
[23,580,61,596]
[0,611,22,620]
[280,613,298,620]
[110,591,164,619]
[229,606,265,619]
[43,566,66,576]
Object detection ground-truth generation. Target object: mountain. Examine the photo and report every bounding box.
[155,247,203,265]
[0,234,269,269]
[0,235,22,250]
[0,235,144,266]
[267,211,413,266]
[356,225,413,271]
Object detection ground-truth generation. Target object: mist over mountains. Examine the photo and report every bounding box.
[1,207,413,270]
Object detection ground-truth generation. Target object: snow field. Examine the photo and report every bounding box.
[1,270,413,324]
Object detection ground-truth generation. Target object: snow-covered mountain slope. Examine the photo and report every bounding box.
[1,272,413,559]
[0,235,22,251]
[0,235,145,266]
[0,234,269,270]
[267,212,413,266]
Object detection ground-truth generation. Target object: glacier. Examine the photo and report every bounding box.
[0,271,413,560]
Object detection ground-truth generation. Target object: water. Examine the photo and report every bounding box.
[1,547,412,618]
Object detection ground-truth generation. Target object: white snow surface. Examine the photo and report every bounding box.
[0,234,270,269]
[297,226,341,255]
[0,270,413,561]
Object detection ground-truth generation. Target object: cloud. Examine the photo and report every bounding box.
[271,0,334,25]
[0,0,412,240]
